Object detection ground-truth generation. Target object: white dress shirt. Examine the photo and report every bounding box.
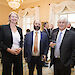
[11,30,20,50]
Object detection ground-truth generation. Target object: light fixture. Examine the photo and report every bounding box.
[7,0,23,10]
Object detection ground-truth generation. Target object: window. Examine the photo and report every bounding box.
[23,16,34,36]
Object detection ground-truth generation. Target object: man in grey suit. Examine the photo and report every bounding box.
[24,20,48,75]
[50,17,75,75]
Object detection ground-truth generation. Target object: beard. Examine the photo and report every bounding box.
[34,25,40,30]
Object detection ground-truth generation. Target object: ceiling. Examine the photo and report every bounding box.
[0,0,40,10]
[0,0,40,6]
[0,0,74,10]
[0,0,74,6]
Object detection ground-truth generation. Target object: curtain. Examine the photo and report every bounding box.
[18,7,40,29]
[49,1,75,28]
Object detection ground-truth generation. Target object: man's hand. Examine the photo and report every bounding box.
[25,58,27,62]
[42,55,46,61]
[49,42,56,48]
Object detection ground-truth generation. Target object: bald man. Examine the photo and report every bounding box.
[24,20,49,75]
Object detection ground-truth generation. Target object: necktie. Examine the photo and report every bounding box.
[34,32,38,53]
[55,32,62,57]
[58,32,62,45]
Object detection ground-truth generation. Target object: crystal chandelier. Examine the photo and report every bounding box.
[7,0,23,10]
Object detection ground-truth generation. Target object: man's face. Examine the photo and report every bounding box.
[34,20,41,31]
[57,19,67,31]
[45,23,49,29]
[50,24,54,29]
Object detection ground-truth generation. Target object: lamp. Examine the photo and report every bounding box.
[7,0,23,10]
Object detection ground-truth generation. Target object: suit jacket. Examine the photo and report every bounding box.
[24,31,49,63]
[43,29,49,38]
[50,29,75,67]
[43,29,52,41]
[70,27,75,31]
[53,28,59,33]
[0,24,23,62]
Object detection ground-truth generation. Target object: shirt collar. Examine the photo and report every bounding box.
[34,30,40,34]
[67,27,71,30]
[59,29,66,33]
[59,29,66,35]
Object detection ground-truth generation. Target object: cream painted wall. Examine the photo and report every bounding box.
[40,0,65,22]
[20,0,65,22]
[0,0,66,25]
[0,5,12,25]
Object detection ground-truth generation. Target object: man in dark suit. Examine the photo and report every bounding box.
[67,22,75,31]
[43,22,54,42]
[43,22,53,67]
[24,20,48,75]
[50,17,75,75]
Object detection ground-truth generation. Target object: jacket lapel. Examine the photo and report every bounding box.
[54,30,59,42]
[60,29,68,49]
[30,31,33,52]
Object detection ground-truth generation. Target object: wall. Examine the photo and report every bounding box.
[20,0,65,22]
[0,0,66,25]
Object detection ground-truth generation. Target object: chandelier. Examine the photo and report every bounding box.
[7,0,23,10]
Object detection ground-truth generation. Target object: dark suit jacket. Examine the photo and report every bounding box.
[53,28,59,33]
[43,29,50,38]
[70,27,75,31]
[43,29,52,42]
[50,29,75,67]
[24,31,49,63]
[0,24,23,62]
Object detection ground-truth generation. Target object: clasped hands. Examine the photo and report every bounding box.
[7,48,22,55]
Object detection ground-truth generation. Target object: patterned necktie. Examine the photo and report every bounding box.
[55,32,62,57]
[58,32,62,44]
[34,32,38,53]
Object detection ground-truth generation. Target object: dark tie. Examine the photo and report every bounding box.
[34,32,38,53]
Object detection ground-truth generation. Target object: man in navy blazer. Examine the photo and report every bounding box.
[24,20,48,75]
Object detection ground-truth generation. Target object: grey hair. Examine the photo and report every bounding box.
[57,17,68,25]
[67,21,71,25]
